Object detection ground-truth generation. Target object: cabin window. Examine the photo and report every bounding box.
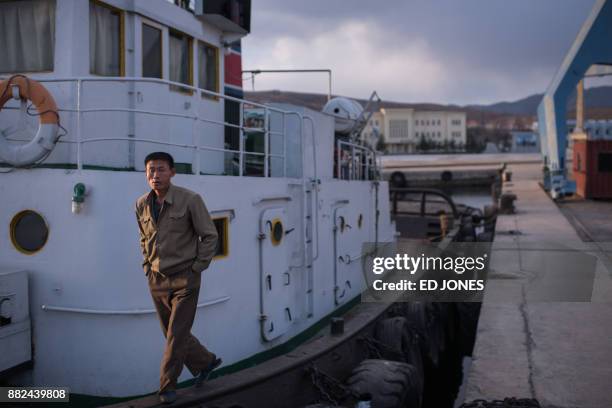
[212,217,229,258]
[90,1,123,76]
[169,30,193,92]
[142,23,162,78]
[198,41,219,98]
[0,0,55,73]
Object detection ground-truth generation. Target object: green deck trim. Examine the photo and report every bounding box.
[0,163,201,173]
[34,295,362,407]
[1,162,253,177]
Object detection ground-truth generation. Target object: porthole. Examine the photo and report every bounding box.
[270,218,284,246]
[358,214,363,229]
[10,210,49,255]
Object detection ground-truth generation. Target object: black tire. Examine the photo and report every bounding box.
[455,302,481,356]
[347,359,421,408]
[374,317,424,381]
[404,302,441,367]
[385,302,447,368]
[390,171,407,188]
[441,170,453,182]
[386,302,408,318]
[428,302,448,359]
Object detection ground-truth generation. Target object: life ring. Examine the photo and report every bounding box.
[0,75,60,167]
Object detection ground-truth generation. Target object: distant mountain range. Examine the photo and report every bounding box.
[466,86,612,116]
[245,86,612,124]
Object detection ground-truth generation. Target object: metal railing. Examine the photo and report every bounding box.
[335,139,379,180]
[0,76,304,177]
[390,187,459,218]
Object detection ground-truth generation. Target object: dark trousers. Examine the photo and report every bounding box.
[147,268,215,393]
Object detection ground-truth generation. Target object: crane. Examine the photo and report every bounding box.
[537,0,612,198]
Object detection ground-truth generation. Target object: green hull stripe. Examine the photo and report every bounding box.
[36,295,362,407]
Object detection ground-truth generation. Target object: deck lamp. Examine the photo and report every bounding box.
[72,183,86,214]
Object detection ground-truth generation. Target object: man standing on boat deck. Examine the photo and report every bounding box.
[135,152,222,404]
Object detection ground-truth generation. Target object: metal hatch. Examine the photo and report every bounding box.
[259,207,296,341]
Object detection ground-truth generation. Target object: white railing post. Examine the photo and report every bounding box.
[76,79,82,171]
[336,140,341,180]
[351,144,355,180]
[264,107,269,177]
[281,113,286,178]
[283,114,287,177]
[192,117,200,175]
[239,102,244,177]
[192,89,200,175]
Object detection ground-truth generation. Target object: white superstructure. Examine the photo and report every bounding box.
[0,0,395,398]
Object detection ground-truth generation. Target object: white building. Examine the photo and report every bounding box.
[362,108,467,153]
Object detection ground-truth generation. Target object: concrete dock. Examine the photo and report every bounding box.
[463,178,612,408]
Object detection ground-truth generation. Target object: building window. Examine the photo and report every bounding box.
[389,120,409,140]
[90,0,123,76]
[0,0,55,73]
[198,41,219,97]
[452,119,462,126]
[374,120,379,126]
[598,153,612,173]
[142,23,162,78]
[169,30,193,92]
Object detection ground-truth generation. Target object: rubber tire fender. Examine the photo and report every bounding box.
[374,316,424,383]
[347,359,422,408]
[402,302,442,367]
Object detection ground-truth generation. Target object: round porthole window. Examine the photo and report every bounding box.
[271,219,284,246]
[10,210,49,255]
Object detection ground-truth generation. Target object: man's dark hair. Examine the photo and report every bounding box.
[144,152,175,169]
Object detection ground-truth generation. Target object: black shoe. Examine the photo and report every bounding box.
[159,390,177,404]
[195,357,222,388]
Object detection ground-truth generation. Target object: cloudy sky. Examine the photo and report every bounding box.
[242,0,598,105]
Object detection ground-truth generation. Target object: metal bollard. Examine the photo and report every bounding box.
[499,192,517,214]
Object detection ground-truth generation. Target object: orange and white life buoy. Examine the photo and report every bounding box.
[0,75,60,167]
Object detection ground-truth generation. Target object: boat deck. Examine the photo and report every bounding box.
[463,180,612,408]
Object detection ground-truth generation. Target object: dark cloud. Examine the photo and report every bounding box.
[244,0,596,104]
